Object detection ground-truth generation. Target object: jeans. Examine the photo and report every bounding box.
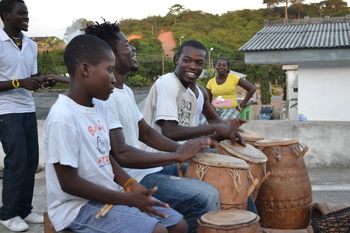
[68,201,182,233]
[0,113,38,220]
[140,164,220,233]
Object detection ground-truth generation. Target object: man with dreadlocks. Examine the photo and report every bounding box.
[85,21,220,233]
[0,0,46,231]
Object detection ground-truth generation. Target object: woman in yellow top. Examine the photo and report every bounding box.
[206,57,256,120]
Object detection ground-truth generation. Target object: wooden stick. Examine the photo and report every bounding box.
[95,204,112,219]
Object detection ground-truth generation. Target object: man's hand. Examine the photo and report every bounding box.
[214,122,246,146]
[40,75,57,88]
[19,77,42,91]
[176,137,216,162]
[124,186,169,218]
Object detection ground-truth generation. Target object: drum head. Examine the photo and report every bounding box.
[254,138,299,147]
[220,140,267,163]
[199,210,259,227]
[240,130,264,142]
[193,153,249,169]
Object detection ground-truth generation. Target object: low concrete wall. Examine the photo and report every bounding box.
[1,120,349,168]
[242,120,350,168]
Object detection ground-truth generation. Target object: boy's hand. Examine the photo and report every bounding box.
[124,182,147,193]
[176,137,217,162]
[125,186,169,218]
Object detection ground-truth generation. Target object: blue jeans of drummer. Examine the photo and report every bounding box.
[140,164,220,233]
[0,113,39,220]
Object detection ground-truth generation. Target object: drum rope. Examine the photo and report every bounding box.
[225,168,241,191]
[196,164,209,180]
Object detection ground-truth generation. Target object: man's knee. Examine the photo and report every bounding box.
[193,183,220,212]
[153,223,167,233]
[168,219,188,233]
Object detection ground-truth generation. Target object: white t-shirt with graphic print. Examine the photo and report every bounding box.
[44,94,120,231]
[142,73,197,151]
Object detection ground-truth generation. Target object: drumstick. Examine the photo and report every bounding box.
[95,204,112,219]
[247,178,259,197]
[100,204,113,217]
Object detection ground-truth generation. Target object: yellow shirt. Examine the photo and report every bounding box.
[206,74,240,109]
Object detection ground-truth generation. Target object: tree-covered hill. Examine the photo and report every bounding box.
[39,1,349,103]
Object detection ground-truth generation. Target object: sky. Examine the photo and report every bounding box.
[2,0,349,39]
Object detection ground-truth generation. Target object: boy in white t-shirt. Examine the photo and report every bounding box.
[44,34,187,233]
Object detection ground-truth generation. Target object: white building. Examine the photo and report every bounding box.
[240,17,350,121]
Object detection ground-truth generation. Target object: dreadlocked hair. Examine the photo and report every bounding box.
[84,19,121,52]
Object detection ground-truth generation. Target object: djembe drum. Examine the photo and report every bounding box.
[185,153,251,210]
[197,210,263,233]
[218,140,268,200]
[254,138,311,229]
[239,130,264,146]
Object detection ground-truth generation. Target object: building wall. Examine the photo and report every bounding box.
[243,120,350,168]
[298,61,350,121]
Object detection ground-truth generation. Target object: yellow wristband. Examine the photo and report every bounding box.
[11,79,20,88]
[123,178,137,190]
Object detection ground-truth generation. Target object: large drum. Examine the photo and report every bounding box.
[185,153,250,210]
[254,138,311,229]
[218,140,268,200]
[239,130,264,146]
[197,210,263,233]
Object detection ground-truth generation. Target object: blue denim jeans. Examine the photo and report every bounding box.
[140,164,220,233]
[68,201,182,233]
[0,113,38,220]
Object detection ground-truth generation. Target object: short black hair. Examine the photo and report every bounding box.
[64,34,112,76]
[84,20,121,52]
[173,40,208,64]
[0,0,24,21]
[216,57,231,68]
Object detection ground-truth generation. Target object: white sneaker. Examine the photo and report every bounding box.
[24,212,43,224]
[0,216,29,232]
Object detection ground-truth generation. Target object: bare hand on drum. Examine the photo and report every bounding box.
[124,186,170,218]
[214,122,246,146]
[176,137,217,162]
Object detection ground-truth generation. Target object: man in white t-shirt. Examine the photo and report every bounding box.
[0,1,54,231]
[85,22,219,233]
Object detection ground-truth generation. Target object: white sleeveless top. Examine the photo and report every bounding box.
[194,85,204,126]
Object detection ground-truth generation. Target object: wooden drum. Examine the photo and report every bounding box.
[254,138,311,229]
[185,153,250,210]
[197,210,263,233]
[218,140,268,201]
[239,130,264,146]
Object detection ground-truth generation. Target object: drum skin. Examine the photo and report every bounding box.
[185,153,249,210]
[255,139,312,229]
[197,210,263,233]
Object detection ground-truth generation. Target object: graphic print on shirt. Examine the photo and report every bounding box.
[178,99,192,126]
[87,120,110,168]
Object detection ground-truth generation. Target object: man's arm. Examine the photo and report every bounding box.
[0,76,42,92]
[110,128,212,168]
[138,119,179,152]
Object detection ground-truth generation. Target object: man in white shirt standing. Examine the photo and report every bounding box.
[85,21,218,233]
[0,0,47,231]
